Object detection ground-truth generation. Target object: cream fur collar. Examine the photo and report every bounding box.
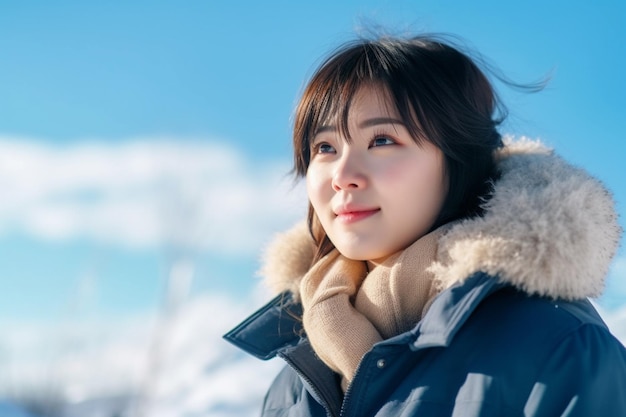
[260,138,622,301]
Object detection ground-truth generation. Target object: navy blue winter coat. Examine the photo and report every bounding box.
[225,140,626,416]
[226,273,626,416]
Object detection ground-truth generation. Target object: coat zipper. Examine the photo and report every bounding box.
[338,355,368,417]
[279,353,339,417]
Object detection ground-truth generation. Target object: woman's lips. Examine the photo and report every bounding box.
[335,208,380,224]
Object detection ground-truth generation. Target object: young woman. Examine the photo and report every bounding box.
[225,34,626,416]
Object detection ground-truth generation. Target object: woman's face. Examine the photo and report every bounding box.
[306,85,448,264]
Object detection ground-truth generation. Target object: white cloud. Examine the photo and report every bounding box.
[0,136,307,254]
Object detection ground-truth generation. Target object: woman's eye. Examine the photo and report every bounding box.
[315,143,336,154]
[370,136,395,147]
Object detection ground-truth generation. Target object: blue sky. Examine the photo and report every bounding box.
[0,0,624,322]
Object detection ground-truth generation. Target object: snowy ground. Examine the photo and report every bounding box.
[0,293,625,417]
[0,292,285,417]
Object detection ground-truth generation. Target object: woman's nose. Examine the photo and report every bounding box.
[331,151,367,191]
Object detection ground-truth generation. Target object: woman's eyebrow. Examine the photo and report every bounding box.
[315,125,336,134]
[315,117,405,134]
[359,117,405,128]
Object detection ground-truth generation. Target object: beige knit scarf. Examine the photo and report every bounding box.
[299,227,444,391]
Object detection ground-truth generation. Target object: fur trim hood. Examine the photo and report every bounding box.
[259,138,622,301]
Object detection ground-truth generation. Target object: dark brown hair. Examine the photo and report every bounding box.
[293,34,538,263]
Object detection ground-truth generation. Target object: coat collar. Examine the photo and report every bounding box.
[223,272,504,361]
[259,138,622,302]
[223,293,303,360]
